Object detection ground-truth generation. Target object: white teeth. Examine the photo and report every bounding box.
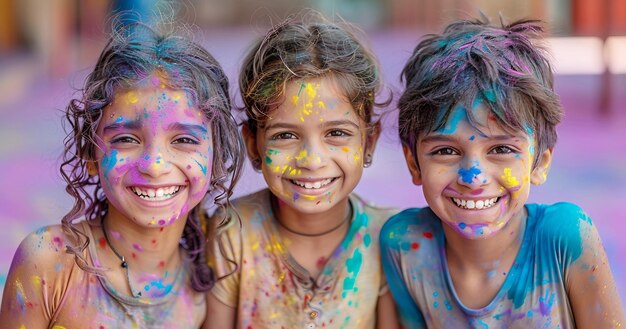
[292,178,333,189]
[452,197,499,210]
[131,186,181,201]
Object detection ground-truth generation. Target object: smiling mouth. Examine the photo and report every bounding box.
[290,178,337,190]
[452,197,500,210]
[130,186,182,201]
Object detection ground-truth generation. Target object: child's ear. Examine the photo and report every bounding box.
[363,122,381,168]
[530,148,553,185]
[86,161,99,176]
[241,123,262,171]
[402,144,422,186]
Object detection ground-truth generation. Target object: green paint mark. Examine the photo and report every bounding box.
[363,233,371,247]
[297,82,306,96]
[342,248,363,297]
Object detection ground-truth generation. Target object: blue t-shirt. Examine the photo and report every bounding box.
[380,202,598,328]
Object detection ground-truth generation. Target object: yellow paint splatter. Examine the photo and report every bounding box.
[341,147,350,153]
[291,95,299,104]
[295,150,308,162]
[251,241,259,251]
[31,276,42,286]
[501,168,519,188]
[126,91,139,104]
[317,101,326,109]
[52,325,67,329]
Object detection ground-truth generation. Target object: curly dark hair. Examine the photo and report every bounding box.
[60,22,244,292]
[239,11,390,133]
[398,17,562,168]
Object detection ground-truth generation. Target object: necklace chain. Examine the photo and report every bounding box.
[101,217,142,298]
[275,203,353,237]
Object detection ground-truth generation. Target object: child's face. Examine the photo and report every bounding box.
[94,84,213,227]
[403,103,552,239]
[246,76,378,215]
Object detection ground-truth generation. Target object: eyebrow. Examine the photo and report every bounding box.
[265,119,360,131]
[102,121,208,135]
[420,133,520,144]
[321,119,361,130]
[165,122,209,135]
[102,120,142,133]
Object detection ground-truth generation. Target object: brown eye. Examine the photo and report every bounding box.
[111,136,139,144]
[272,132,297,140]
[327,130,350,137]
[173,137,199,145]
[431,147,458,156]
[489,145,515,154]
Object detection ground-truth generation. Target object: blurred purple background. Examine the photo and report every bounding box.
[1,0,625,306]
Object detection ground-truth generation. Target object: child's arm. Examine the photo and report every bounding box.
[204,292,236,329]
[203,210,241,329]
[0,227,68,327]
[376,291,400,329]
[380,220,427,329]
[567,218,625,328]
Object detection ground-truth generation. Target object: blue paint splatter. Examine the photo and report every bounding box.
[363,233,371,247]
[193,159,207,176]
[102,150,119,178]
[437,105,467,135]
[458,165,481,184]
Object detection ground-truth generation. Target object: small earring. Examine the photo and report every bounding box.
[251,158,262,171]
[363,154,373,168]
[86,161,98,176]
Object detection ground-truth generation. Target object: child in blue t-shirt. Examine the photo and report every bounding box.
[381,17,625,328]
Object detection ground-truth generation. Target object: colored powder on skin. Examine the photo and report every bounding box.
[52,236,63,249]
[193,159,207,176]
[458,166,481,184]
[501,168,520,188]
[15,279,27,311]
[437,105,467,135]
[469,135,475,140]
[525,125,536,156]
[101,150,119,179]
[126,91,139,104]
[132,243,143,252]
[297,82,306,96]
[293,192,300,202]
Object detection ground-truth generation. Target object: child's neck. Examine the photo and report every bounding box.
[272,196,352,279]
[444,210,526,267]
[272,196,352,238]
[443,210,528,308]
[99,211,186,283]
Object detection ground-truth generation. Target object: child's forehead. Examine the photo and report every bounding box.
[264,77,359,123]
[429,103,530,139]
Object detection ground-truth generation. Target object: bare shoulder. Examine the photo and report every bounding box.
[12,223,85,271]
